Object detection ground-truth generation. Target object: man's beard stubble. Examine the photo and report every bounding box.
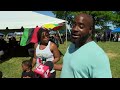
[71,33,91,48]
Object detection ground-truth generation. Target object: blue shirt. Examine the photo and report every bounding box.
[60,41,112,78]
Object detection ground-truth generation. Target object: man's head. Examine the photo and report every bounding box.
[37,28,50,45]
[71,13,94,47]
[22,60,32,71]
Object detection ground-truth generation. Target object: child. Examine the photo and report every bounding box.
[21,60,35,78]
[0,71,3,78]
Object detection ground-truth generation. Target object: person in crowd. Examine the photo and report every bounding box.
[60,13,112,78]
[21,60,35,78]
[32,28,61,78]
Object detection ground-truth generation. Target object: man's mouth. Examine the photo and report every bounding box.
[72,33,80,39]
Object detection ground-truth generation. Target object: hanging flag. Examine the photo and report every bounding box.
[20,23,64,46]
[42,23,64,30]
[20,27,41,46]
[42,24,58,29]
[30,26,40,44]
[20,28,34,46]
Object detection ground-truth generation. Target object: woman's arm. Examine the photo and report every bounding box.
[51,42,62,70]
[51,42,60,64]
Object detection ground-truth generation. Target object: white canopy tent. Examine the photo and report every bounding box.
[0,11,69,47]
[0,11,67,29]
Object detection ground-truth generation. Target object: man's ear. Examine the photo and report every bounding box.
[89,29,92,34]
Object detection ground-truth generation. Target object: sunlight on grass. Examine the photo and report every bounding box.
[0,57,31,78]
[0,41,120,78]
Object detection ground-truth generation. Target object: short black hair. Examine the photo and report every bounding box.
[75,13,95,40]
[37,28,49,42]
[0,71,3,78]
[22,60,32,70]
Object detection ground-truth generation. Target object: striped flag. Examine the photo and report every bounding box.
[20,23,63,46]
[20,27,40,46]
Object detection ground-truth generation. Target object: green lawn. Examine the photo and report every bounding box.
[97,42,120,78]
[0,41,120,78]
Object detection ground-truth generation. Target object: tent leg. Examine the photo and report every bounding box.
[57,30,63,44]
[66,22,67,48]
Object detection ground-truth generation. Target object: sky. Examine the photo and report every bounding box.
[35,11,55,17]
[35,11,115,30]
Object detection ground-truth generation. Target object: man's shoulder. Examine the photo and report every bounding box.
[90,41,104,52]
[82,41,106,56]
[88,41,108,58]
[85,41,100,50]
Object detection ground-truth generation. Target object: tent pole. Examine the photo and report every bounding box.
[110,32,111,41]
[66,22,67,48]
[57,30,63,44]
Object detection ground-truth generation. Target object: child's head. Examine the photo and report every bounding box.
[22,60,32,71]
[0,71,3,78]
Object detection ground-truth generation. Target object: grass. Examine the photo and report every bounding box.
[97,41,120,78]
[56,41,71,78]
[0,41,120,78]
[0,57,31,78]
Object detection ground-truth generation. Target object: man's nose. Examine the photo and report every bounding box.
[72,25,79,31]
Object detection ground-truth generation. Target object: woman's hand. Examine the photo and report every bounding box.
[54,64,62,71]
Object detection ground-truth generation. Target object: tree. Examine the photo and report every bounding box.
[53,11,74,27]
[111,11,120,27]
[52,11,120,31]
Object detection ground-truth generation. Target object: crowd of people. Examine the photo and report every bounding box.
[0,35,32,61]
[0,36,17,60]
[95,32,120,42]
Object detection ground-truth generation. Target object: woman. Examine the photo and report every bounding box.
[32,28,61,78]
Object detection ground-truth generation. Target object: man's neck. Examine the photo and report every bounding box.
[75,37,93,49]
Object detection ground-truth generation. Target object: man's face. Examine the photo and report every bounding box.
[71,15,92,44]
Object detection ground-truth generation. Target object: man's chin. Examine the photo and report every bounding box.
[71,38,77,44]
[71,38,84,45]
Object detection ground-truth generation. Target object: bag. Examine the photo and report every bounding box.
[34,63,51,78]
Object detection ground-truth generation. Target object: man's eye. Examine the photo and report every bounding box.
[79,25,84,29]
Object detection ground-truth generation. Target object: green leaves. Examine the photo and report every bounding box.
[52,11,120,31]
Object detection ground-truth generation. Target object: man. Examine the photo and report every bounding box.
[60,13,112,78]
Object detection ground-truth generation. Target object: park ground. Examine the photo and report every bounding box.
[0,41,120,78]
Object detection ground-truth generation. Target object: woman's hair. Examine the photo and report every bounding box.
[37,28,49,42]
[22,60,32,70]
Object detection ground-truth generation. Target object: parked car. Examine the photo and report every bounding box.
[14,32,23,36]
[7,33,15,39]
[0,33,5,37]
